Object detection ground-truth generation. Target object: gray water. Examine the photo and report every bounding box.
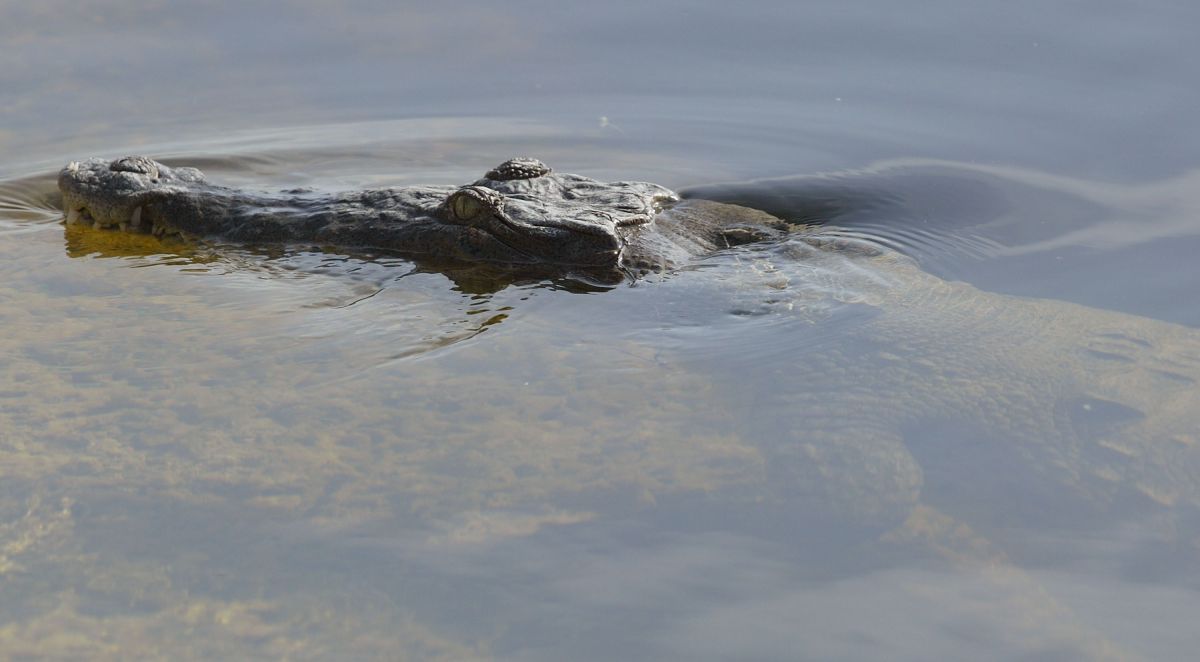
[2,1,1199,659]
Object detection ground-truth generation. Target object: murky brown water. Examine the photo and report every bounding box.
[3,1,1200,659]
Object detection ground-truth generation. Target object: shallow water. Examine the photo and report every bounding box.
[3,1,1200,659]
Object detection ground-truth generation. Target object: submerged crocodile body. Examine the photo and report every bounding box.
[741,240,1200,527]
[58,156,788,281]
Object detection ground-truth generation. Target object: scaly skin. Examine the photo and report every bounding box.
[58,156,788,281]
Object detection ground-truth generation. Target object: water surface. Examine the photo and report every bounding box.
[2,1,1200,659]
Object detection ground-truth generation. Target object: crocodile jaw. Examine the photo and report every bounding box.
[59,160,183,237]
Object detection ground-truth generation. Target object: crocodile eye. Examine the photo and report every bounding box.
[446,186,504,223]
[451,192,484,220]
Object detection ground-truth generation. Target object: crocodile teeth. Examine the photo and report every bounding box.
[67,208,81,225]
[129,205,143,229]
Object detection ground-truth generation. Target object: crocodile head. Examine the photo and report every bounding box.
[58,156,679,269]
[59,156,208,234]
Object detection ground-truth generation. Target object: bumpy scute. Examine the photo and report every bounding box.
[485,157,551,181]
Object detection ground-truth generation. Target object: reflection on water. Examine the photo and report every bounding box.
[62,222,209,263]
[4,0,1200,657]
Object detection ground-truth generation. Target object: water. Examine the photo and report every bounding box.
[3,1,1200,659]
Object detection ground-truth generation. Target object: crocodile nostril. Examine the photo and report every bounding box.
[109,156,160,179]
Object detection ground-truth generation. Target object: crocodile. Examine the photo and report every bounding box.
[37,154,1200,658]
[57,155,791,282]
[54,154,1200,531]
